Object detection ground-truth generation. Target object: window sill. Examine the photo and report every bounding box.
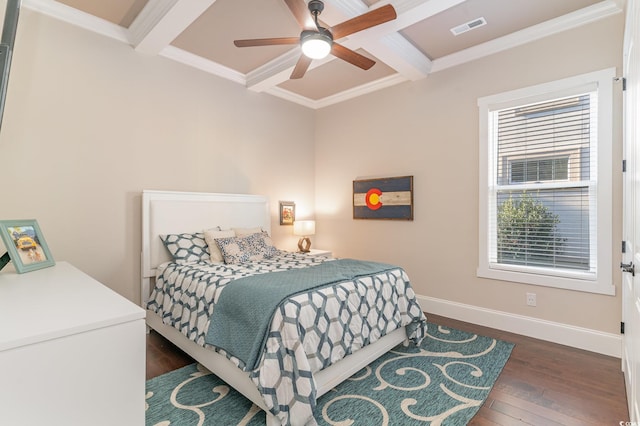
[477,265,615,296]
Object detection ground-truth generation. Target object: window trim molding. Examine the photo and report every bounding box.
[477,68,615,296]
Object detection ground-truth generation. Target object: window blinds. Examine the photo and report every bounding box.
[488,92,597,273]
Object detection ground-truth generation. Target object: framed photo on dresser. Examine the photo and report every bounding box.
[0,219,55,273]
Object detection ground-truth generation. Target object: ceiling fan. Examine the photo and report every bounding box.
[233,0,397,79]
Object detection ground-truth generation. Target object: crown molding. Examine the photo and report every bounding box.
[312,73,408,108]
[266,73,408,109]
[23,0,129,43]
[160,45,246,85]
[264,86,317,109]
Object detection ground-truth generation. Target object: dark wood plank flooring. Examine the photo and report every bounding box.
[146,313,629,425]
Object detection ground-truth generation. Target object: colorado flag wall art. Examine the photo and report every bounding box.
[353,176,413,220]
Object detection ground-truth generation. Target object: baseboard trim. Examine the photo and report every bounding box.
[417,295,622,358]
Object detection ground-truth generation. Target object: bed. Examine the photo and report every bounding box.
[141,190,427,425]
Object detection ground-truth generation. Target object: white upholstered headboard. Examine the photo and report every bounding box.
[141,190,270,306]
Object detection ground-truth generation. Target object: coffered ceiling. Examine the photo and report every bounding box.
[20,0,624,108]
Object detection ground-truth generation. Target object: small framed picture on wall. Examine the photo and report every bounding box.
[279,201,295,225]
[0,219,55,273]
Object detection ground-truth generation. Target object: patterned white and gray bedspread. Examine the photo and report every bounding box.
[146,251,427,426]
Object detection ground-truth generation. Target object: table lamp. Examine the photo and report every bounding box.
[293,220,315,253]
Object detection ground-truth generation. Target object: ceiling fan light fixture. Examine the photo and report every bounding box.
[301,31,332,59]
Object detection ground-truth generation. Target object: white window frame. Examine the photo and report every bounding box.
[477,68,615,295]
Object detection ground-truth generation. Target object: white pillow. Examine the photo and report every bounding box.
[204,229,236,263]
[233,227,264,236]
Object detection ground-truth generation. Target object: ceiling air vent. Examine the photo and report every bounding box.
[450,17,487,36]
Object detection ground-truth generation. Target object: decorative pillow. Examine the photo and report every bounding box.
[248,232,279,259]
[215,232,278,264]
[233,227,263,236]
[204,229,236,263]
[159,232,209,264]
[214,236,250,264]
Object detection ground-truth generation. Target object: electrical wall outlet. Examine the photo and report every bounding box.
[526,292,537,307]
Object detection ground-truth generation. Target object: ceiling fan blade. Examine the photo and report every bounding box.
[331,4,397,40]
[331,43,375,70]
[291,54,313,79]
[284,0,317,30]
[234,37,300,47]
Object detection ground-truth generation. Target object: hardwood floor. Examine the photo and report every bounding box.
[146,313,630,425]
[428,314,629,425]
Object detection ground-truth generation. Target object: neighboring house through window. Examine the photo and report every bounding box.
[477,68,615,295]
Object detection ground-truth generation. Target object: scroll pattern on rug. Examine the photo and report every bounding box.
[145,322,514,426]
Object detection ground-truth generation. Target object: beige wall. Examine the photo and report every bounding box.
[314,14,624,335]
[0,10,316,302]
[0,7,625,336]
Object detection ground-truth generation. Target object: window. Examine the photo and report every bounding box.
[509,156,569,183]
[477,68,615,295]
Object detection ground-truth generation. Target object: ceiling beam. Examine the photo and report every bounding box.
[129,0,218,55]
[246,45,346,93]
[362,33,432,79]
[245,48,304,92]
[323,0,466,79]
[380,0,466,29]
[318,0,431,79]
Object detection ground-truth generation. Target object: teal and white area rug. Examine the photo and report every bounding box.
[146,323,514,426]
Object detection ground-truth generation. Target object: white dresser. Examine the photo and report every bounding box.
[0,262,146,426]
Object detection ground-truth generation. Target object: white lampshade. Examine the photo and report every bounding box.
[293,220,316,236]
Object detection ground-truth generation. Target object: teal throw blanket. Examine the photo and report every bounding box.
[204,258,398,370]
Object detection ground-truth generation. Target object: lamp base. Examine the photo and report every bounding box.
[297,237,311,253]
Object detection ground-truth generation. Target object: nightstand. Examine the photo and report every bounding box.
[303,249,332,258]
